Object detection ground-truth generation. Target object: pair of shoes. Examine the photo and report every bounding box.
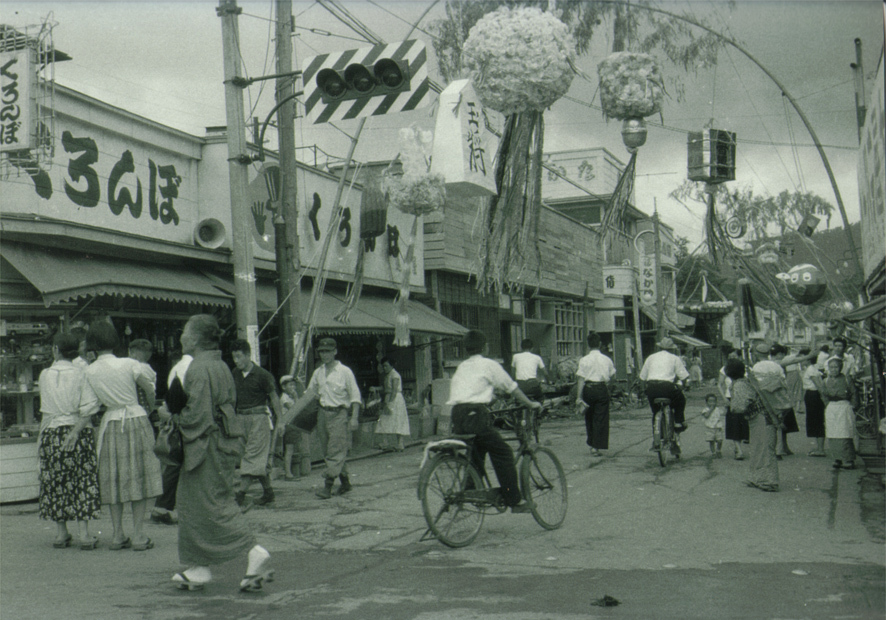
[336,482,353,496]
[808,451,826,457]
[132,538,154,551]
[509,502,532,514]
[79,536,99,550]
[110,537,132,551]
[832,461,843,470]
[53,533,73,549]
[735,455,745,461]
[151,512,176,525]
[589,449,601,457]
[316,480,335,500]
[239,565,275,593]
[172,572,208,591]
[253,493,275,506]
[715,451,723,458]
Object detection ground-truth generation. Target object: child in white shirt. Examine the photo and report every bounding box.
[701,393,725,457]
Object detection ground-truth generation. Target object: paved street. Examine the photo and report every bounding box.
[2,390,883,619]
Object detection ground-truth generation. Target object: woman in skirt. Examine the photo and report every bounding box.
[83,320,162,551]
[821,356,858,470]
[719,349,748,460]
[801,356,826,456]
[374,357,411,452]
[38,332,102,549]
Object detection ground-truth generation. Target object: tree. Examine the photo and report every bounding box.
[430,0,728,100]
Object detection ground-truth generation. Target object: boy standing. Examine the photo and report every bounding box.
[701,393,725,457]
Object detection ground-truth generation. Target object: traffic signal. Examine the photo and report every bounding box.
[315,58,411,103]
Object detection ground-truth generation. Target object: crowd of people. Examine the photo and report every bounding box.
[35,314,871,594]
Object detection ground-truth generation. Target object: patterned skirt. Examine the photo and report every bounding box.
[38,426,102,522]
[98,417,163,505]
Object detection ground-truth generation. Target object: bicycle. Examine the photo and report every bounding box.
[651,397,680,467]
[417,406,567,548]
[855,377,881,440]
[609,379,643,411]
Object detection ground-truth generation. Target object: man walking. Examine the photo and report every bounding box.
[304,338,362,499]
[575,332,616,458]
[231,339,282,508]
[511,338,548,402]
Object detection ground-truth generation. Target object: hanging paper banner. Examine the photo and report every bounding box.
[429,79,501,200]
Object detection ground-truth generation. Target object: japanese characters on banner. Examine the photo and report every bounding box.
[430,79,500,199]
[1,50,35,152]
[639,251,657,306]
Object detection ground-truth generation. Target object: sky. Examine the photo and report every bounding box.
[4,0,885,248]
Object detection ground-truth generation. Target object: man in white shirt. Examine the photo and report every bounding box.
[448,330,542,513]
[830,337,858,379]
[639,337,690,438]
[304,338,362,499]
[575,332,616,457]
[511,338,548,402]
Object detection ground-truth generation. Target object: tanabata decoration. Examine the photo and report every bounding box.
[463,6,576,292]
[776,263,827,305]
[597,52,665,121]
[385,126,445,346]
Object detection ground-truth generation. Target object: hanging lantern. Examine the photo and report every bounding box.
[359,175,387,240]
[621,118,647,150]
[688,129,736,184]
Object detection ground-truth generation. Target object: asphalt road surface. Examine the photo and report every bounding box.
[2,389,883,619]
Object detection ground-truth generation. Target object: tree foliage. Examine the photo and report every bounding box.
[429,0,730,102]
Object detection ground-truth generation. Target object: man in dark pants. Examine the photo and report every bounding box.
[447,330,542,512]
[575,332,616,458]
[231,339,282,508]
[639,337,690,449]
[151,350,192,525]
[511,338,548,403]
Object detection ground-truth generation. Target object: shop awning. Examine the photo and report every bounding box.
[842,295,885,323]
[669,332,712,348]
[0,242,234,308]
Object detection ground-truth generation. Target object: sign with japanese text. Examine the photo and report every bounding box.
[1,50,35,152]
[430,79,500,199]
[639,252,657,306]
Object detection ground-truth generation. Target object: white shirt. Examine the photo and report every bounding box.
[448,355,517,404]
[308,360,361,409]
[576,350,616,383]
[802,364,821,391]
[639,351,690,383]
[511,351,545,381]
[167,354,193,388]
[38,360,99,429]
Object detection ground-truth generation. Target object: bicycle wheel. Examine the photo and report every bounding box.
[520,446,568,530]
[657,407,672,467]
[418,453,485,548]
[856,404,879,440]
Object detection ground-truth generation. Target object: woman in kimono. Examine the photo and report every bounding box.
[374,357,410,452]
[727,357,779,492]
[171,314,272,592]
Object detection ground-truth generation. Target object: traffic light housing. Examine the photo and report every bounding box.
[316,58,411,103]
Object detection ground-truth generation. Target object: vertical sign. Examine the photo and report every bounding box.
[639,248,657,307]
[0,49,35,152]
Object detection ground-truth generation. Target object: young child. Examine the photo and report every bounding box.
[701,392,725,457]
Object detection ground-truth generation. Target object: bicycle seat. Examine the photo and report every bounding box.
[449,434,477,441]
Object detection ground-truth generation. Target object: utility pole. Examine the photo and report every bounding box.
[851,38,867,143]
[218,0,259,349]
[652,204,665,342]
[274,0,301,371]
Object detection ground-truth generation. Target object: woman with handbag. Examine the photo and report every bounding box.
[171,314,272,593]
[727,358,780,492]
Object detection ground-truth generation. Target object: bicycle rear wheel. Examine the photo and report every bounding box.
[657,408,672,467]
[520,446,567,530]
[418,453,485,547]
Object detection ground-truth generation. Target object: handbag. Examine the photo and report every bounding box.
[215,402,246,439]
[153,417,183,466]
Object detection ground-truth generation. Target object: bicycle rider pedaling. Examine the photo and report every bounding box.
[447,329,543,513]
[639,337,690,452]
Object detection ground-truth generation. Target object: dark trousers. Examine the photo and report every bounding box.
[582,383,610,450]
[451,403,521,506]
[154,462,180,512]
[645,381,686,429]
[516,379,543,402]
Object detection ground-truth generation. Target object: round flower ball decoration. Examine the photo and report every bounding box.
[598,52,665,151]
[462,7,576,292]
[463,7,576,116]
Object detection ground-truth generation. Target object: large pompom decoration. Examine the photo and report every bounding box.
[463,7,576,293]
[598,52,665,121]
[463,6,576,116]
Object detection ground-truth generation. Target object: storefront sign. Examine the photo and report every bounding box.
[1,50,35,152]
[639,252,656,305]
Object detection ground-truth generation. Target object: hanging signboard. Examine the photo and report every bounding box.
[0,49,36,152]
[429,79,500,199]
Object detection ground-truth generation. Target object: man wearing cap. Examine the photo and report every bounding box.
[304,338,361,499]
[639,337,690,447]
[447,330,542,513]
[575,332,617,458]
[231,339,282,508]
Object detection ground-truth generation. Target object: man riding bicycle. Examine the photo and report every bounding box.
[639,337,690,449]
[447,330,542,513]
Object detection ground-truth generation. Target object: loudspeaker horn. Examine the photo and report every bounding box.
[193,218,227,249]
